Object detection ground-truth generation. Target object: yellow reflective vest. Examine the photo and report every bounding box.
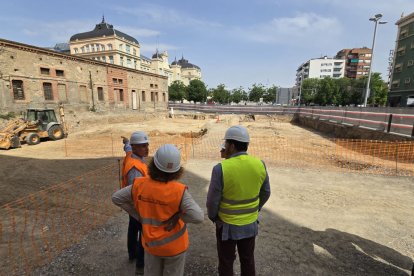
[219,154,266,226]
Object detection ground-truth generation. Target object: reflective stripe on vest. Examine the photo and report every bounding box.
[146,224,187,247]
[219,205,259,215]
[221,195,259,205]
[219,154,266,226]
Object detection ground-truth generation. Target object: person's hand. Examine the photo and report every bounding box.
[121,136,129,144]
[163,212,181,231]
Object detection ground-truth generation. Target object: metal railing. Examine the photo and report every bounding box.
[168,103,414,137]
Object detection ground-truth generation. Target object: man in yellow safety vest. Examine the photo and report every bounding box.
[207,125,271,276]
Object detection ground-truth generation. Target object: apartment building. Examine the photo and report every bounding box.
[389,11,414,107]
[295,56,345,87]
[335,48,372,79]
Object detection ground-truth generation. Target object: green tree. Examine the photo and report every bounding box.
[248,83,266,102]
[301,78,319,105]
[168,80,186,102]
[263,85,278,103]
[187,79,207,103]
[230,87,248,104]
[212,84,231,104]
[334,78,352,106]
[368,73,388,106]
[350,77,366,105]
[315,77,337,105]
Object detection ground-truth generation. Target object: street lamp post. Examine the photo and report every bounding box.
[363,13,387,107]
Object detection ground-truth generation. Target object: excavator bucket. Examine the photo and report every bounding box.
[0,133,12,149]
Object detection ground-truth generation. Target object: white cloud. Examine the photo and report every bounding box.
[235,13,342,44]
[116,26,160,37]
[113,4,222,28]
[140,43,179,53]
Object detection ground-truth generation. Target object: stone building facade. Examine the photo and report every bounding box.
[69,18,201,86]
[0,38,168,113]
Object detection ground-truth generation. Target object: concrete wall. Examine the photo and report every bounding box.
[0,39,168,114]
[294,115,414,141]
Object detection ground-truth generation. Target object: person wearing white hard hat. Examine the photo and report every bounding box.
[112,144,203,276]
[207,125,271,276]
[119,131,150,274]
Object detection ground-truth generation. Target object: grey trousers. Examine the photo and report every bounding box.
[144,251,186,276]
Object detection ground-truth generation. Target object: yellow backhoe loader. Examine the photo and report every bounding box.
[0,105,68,149]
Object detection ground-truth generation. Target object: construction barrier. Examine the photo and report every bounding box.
[1,135,413,274]
[63,134,414,177]
[0,164,119,275]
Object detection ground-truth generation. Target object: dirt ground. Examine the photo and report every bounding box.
[1,111,414,275]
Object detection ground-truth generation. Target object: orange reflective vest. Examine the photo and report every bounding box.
[131,176,188,257]
[121,152,148,188]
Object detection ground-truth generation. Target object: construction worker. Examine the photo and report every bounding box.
[112,144,204,276]
[120,131,149,273]
[207,125,271,276]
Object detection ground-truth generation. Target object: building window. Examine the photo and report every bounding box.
[127,58,131,67]
[109,56,114,64]
[408,60,414,67]
[150,84,154,88]
[74,48,78,53]
[56,69,64,77]
[12,80,25,100]
[118,79,123,84]
[133,49,137,56]
[126,44,130,54]
[119,89,124,101]
[43,82,53,100]
[58,83,67,101]
[120,56,124,66]
[163,93,166,102]
[119,44,123,51]
[113,78,118,84]
[97,87,104,101]
[40,67,50,75]
[151,92,155,102]
[79,85,87,102]
[108,44,113,50]
[142,91,146,102]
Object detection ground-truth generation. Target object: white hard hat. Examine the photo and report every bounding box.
[224,125,250,143]
[130,131,149,145]
[153,144,181,173]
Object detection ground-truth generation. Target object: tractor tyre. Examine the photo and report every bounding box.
[48,125,64,140]
[26,133,40,145]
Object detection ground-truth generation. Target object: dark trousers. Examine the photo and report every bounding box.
[128,215,144,267]
[216,226,256,276]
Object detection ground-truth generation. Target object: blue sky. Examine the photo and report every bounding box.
[1,0,414,90]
